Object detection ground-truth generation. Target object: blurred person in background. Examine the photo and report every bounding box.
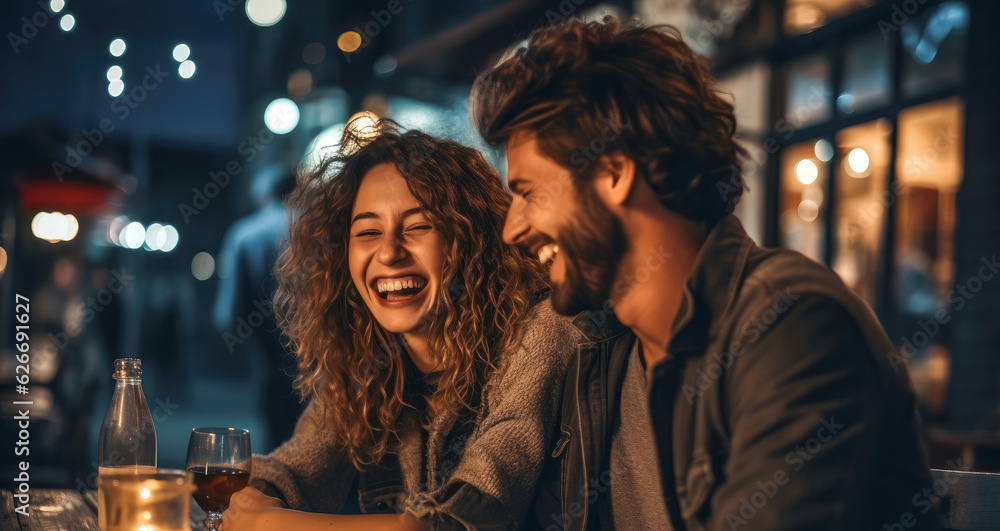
[221,121,579,530]
[214,164,303,449]
[473,17,937,530]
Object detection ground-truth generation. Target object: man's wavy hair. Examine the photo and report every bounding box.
[472,17,746,226]
[275,119,548,468]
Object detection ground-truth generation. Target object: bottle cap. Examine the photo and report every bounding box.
[113,358,142,380]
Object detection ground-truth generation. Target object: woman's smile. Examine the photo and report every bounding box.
[349,163,445,336]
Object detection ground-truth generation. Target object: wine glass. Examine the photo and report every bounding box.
[185,428,251,531]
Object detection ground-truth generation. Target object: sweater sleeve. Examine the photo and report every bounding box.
[250,400,358,513]
[404,299,581,530]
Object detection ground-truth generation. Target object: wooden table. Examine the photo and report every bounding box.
[0,490,207,530]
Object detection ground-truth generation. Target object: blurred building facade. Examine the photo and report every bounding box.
[687,0,1000,468]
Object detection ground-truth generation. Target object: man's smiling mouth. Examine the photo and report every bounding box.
[537,243,559,265]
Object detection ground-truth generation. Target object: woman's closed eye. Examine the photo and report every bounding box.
[406,224,433,233]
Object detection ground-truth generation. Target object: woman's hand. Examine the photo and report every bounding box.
[220,486,286,531]
[220,486,422,531]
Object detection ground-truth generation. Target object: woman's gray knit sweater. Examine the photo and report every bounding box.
[249,299,581,529]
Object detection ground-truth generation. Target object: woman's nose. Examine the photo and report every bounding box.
[376,233,407,264]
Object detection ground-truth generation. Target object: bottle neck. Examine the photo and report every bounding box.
[112,378,146,398]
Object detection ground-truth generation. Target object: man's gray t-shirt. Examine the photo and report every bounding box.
[608,340,672,529]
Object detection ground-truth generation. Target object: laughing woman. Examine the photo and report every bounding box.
[220,120,579,531]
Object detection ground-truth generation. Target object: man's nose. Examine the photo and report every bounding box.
[503,197,531,245]
[377,233,407,264]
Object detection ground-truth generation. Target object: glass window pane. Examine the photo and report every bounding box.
[780,139,829,263]
[785,0,875,36]
[894,98,964,309]
[901,2,968,97]
[831,119,892,307]
[784,55,832,128]
[838,32,891,115]
[892,99,962,418]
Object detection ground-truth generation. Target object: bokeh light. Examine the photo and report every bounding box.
[109,215,129,245]
[245,0,286,27]
[191,252,216,281]
[64,214,79,241]
[122,221,145,249]
[337,31,362,53]
[145,223,165,250]
[264,98,299,135]
[287,69,312,97]
[50,0,65,13]
[178,60,196,79]
[30,212,78,242]
[795,159,818,185]
[59,14,75,31]
[797,199,819,222]
[373,55,397,77]
[172,43,191,62]
[160,225,179,252]
[108,79,124,97]
[109,38,126,57]
[107,65,122,82]
[302,42,326,64]
[847,148,870,176]
[814,139,833,162]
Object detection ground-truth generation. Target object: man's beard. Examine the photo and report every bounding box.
[550,184,627,316]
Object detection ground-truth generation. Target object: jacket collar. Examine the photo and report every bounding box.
[571,305,629,344]
[667,214,756,357]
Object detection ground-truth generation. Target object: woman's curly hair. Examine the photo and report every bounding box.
[274,119,548,468]
[471,17,746,226]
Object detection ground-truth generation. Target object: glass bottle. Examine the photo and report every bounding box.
[97,358,157,530]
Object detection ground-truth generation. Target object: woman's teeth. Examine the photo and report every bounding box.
[377,279,425,293]
[538,243,559,265]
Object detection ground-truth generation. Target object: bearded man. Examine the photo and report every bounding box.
[472,17,938,531]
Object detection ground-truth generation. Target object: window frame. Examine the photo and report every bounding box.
[763,0,967,336]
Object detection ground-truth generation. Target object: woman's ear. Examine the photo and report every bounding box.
[592,152,637,207]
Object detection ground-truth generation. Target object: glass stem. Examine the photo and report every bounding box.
[205,511,223,530]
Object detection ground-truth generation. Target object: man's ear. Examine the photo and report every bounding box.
[593,152,637,207]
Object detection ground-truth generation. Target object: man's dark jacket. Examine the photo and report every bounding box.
[529,215,937,531]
